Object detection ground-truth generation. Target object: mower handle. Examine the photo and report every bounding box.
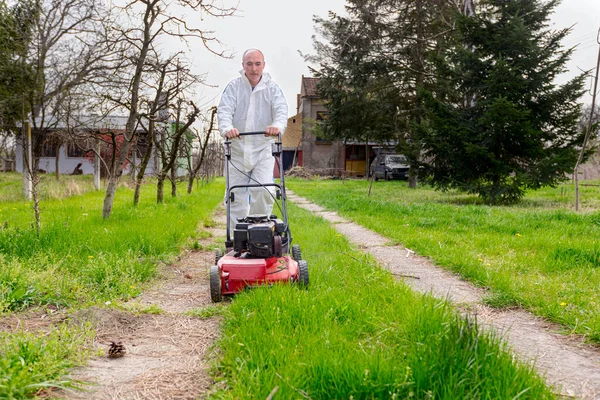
[239,131,266,136]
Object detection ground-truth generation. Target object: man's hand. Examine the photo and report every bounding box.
[225,128,240,139]
[265,126,280,137]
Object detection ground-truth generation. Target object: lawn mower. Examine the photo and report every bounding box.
[209,131,309,302]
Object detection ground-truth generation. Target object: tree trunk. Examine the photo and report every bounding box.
[157,174,165,203]
[32,171,41,233]
[134,130,154,206]
[102,138,133,218]
[54,139,61,180]
[187,176,194,194]
[170,163,177,197]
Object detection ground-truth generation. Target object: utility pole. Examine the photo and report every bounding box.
[575,27,600,211]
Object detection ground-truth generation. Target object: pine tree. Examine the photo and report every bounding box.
[307,0,456,185]
[417,0,587,204]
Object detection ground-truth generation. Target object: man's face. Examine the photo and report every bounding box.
[242,51,265,85]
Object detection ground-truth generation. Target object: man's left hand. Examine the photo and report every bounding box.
[265,126,280,137]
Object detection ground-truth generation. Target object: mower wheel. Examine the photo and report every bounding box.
[292,244,302,261]
[298,259,309,287]
[274,236,283,258]
[215,248,223,265]
[210,265,222,303]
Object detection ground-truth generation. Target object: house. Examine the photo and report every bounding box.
[298,76,344,173]
[15,115,190,177]
[297,76,394,177]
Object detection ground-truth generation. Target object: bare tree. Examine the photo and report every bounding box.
[132,53,205,204]
[98,0,236,219]
[16,0,117,232]
[155,97,200,203]
[185,106,217,194]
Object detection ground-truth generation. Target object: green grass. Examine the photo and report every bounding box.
[186,305,224,319]
[0,176,224,396]
[0,178,224,311]
[212,203,555,399]
[287,178,600,342]
[0,322,94,398]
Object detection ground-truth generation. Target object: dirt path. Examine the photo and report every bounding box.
[58,216,227,400]
[287,191,600,400]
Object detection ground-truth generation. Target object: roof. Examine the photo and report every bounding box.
[301,76,320,98]
[283,114,302,149]
[26,115,148,131]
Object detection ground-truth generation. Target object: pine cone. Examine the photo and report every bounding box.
[107,341,126,358]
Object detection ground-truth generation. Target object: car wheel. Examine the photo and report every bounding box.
[385,172,390,181]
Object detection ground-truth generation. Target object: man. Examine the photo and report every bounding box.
[217,49,288,229]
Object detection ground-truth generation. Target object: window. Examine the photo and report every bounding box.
[67,140,89,157]
[315,111,330,144]
[40,137,59,157]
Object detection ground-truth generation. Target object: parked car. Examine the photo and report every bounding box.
[370,154,409,181]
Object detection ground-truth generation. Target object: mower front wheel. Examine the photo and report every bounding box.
[298,260,309,288]
[210,265,222,303]
[292,244,302,261]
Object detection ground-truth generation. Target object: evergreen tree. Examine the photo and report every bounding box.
[308,0,456,185]
[307,5,396,150]
[0,0,36,132]
[417,0,587,204]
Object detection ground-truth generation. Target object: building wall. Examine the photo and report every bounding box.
[300,97,344,171]
[15,138,158,176]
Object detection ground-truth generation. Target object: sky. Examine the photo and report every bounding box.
[185,0,600,120]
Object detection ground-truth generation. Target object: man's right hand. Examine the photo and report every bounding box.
[225,128,240,139]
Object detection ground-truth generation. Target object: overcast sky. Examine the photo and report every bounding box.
[187,0,600,119]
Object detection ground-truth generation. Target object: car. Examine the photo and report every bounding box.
[370,154,409,181]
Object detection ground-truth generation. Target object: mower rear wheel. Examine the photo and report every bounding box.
[210,265,222,303]
[215,248,223,265]
[298,260,309,287]
[292,244,302,261]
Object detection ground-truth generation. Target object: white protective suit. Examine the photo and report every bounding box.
[217,70,288,229]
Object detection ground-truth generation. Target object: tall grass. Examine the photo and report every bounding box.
[213,203,555,399]
[288,178,600,342]
[0,178,224,311]
[0,172,100,202]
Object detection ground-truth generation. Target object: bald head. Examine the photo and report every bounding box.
[242,49,265,87]
[242,48,265,62]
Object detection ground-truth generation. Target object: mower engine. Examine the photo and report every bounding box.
[233,214,286,258]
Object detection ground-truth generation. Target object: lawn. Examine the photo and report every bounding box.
[287,178,600,342]
[0,173,557,398]
[212,202,555,399]
[0,173,224,397]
